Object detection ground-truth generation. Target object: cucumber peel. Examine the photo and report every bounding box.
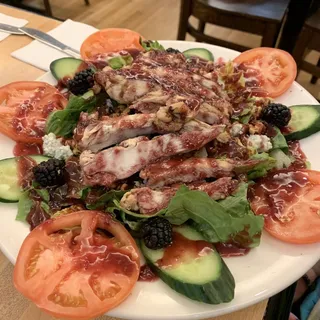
[285,105,320,141]
[140,225,235,304]
[50,58,90,85]
[0,155,50,203]
[183,48,214,61]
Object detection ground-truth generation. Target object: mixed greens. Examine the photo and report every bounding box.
[1,41,319,310]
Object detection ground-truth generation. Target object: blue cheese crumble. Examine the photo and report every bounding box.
[247,135,272,153]
[42,133,73,160]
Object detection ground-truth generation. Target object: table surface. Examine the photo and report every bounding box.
[0,4,268,320]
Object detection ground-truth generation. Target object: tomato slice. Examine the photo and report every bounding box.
[14,211,140,319]
[80,28,144,60]
[248,169,320,244]
[0,81,67,143]
[233,47,297,98]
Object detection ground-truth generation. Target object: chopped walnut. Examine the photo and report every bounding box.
[217,131,231,143]
[154,102,189,132]
[248,121,266,135]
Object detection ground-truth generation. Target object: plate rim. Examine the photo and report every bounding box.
[1,40,320,320]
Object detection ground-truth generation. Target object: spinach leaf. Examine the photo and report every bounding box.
[16,192,33,222]
[108,55,133,69]
[46,91,105,137]
[140,38,165,51]
[271,127,288,152]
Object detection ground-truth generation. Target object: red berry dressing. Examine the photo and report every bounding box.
[156,232,214,269]
[13,142,43,157]
[138,265,158,282]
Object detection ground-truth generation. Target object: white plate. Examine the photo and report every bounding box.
[1,41,320,320]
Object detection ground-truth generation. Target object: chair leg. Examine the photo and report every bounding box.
[292,27,313,69]
[261,22,279,47]
[43,0,53,17]
[198,20,205,33]
[84,0,90,5]
[311,57,320,84]
[177,0,192,40]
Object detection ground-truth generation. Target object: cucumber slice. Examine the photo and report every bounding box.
[140,225,235,304]
[0,155,50,203]
[285,105,320,141]
[183,48,214,61]
[50,58,90,85]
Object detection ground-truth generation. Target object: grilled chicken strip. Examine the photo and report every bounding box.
[95,61,232,124]
[75,102,194,152]
[134,50,187,68]
[134,50,217,76]
[136,65,229,103]
[120,177,239,214]
[95,65,230,111]
[80,123,225,187]
[140,157,267,188]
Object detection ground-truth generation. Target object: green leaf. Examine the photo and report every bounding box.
[164,186,264,246]
[34,188,50,202]
[119,211,143,231]
[161,185,190,225]
[112,200,163,218]
[46,91,105,137]
[270,149,292,169]
[247,153,276,180]
[78,187,91,200]
[16,192,33,222]
[40,201,50,214]
[219,182,251,217]
[271,127,288,152]
[239,113,251,124]
[86,190,126,210]
[108,55,133,69]
[140,38,165,51]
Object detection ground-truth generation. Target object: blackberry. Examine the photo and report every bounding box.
[261,103,291,128]
[33,159,65,187]
[67,68,95,96]
[166,47,181,54]
[141,217,173,250]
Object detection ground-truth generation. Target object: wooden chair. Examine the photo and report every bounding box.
[177,0,291,52]
[9,0,90,18]
[292,8,320,84]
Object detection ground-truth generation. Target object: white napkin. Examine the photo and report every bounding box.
[11,19,98,71]
[0,13,28,41]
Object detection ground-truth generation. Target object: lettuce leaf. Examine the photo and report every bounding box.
[111,199,164,218]
[119,211,143,231]
[219,182,251,217]
[164,184,263,247]
[86,190,126,210]
[16,191,33,222]
[271,127,288,152]
[46,91,106,138]
[112,183,263,248]
[140,38,165,51]
[247,153,276,179]
[108,55,133,69]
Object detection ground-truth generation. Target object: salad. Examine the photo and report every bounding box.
[0,28,319,319]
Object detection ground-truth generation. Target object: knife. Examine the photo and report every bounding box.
[0,23,80,58]
[0,23,24,35]
[19,27,81,58]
